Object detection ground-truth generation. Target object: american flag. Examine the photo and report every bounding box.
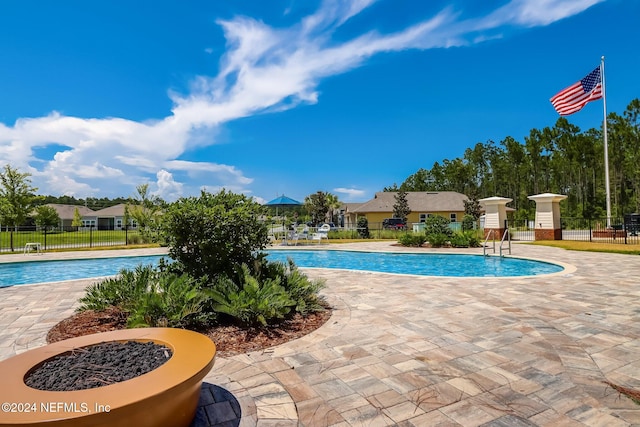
[550,66,603,116]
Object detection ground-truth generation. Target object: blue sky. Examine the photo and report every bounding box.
[0,0,638,204]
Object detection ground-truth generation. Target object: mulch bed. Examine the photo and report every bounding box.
[47,306,128,343]
[47,306,333,358]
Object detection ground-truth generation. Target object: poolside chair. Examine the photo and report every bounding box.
[296,225,309,242]
[287,225,309,246]
[311,223,330,243]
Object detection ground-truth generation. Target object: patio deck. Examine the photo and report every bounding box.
[1,243,639,426]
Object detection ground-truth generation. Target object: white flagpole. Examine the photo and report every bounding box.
[601,56,612,227]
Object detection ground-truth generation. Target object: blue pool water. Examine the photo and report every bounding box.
[267,250,563,277]
[0,250,563,288]
[0,255,164,288]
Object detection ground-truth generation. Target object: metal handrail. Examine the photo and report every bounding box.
[483,230,495,256]
[499,228,511,256]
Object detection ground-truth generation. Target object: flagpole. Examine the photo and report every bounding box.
[601,56,612,227]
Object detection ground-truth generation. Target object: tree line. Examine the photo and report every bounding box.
[0,165,164,237]
[386,98,640,220]
[0,163,342,234]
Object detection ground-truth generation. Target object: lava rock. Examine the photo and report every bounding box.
[25,340,173,391]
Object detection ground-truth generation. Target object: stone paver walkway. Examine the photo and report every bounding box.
[1,243,640,426]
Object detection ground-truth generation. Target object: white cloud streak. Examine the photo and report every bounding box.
[0,0,602,200]
[334,187,366,199]
[480,0,604,28]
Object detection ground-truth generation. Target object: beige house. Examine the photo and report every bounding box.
[44,203,137,230]
[343,191,470,229]
[93,204,137,230]
[45,204,97,229]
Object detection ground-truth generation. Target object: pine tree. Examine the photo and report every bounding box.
[393,190,411,223]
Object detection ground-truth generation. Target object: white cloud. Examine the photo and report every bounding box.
[477,0,604,29]
[163,160,253,185]
[45,174,95,198]
[0,0,602,199]
[252,196,267,204]
[334,187,366,199]
[153,170,183,201]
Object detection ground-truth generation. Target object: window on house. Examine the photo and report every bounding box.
[419,213,430,222]
[450,213,457,223]
[116,219,122,228]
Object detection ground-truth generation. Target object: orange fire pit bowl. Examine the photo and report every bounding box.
[0,328,216,427]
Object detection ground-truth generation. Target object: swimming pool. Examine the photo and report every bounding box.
[0,250,563,287]
[0,255,164,288]
[267,250,563,277]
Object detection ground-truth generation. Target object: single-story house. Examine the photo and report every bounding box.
[44,204,97,229]
[43,203,137,230]
[92,204,137,230]
[343,191,517,230]
[344,191,470,229]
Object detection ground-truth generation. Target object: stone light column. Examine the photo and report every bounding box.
[480,196,512,239]
[527,193,568,240]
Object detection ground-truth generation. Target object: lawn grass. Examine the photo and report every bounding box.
[526,240,640,255]
[40,243,162,253]
[0,229,142,251]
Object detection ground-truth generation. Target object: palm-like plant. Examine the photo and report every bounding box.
[209,264,294,327]
[326,193,341,225]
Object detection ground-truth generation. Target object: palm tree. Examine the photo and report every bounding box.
[326,193,341,225]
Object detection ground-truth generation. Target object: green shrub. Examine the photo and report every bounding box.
[279,259,325,315]
[209,264,294,327]
[424,215,454,238]
[427,232,449,248]
[249,255,326,315]
[450,233,469,248]
[127,273,214,328]
[78,264,156,312]
[461,214,476,231]
[357,217,370,238]
[398,233,427,247]
[326,229,359,239]
[127,231,157,245]
[78,264,214,329]
[127,233,143,245]
[160,189,269,280]
[463,230,482,247]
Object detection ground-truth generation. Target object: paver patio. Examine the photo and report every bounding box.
[1,243,639,426]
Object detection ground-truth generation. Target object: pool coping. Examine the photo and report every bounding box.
[269,244,577,278]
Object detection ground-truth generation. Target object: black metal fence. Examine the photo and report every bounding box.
[560,217,639,244]
[506,217,640,245]
[505,219,535,241]
[0,226,145,253]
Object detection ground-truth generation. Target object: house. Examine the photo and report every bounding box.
[43,203,137,230]
[337,203,364,228]
[344,191,470,229]
[44,204,97,229]
[92,204,137,230]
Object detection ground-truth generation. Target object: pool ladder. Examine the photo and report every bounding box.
[483,229,511,257]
